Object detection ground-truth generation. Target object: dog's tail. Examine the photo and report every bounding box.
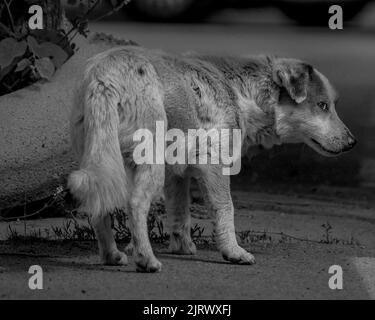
[68,72,128,217]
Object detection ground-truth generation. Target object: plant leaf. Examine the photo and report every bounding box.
[0,38,27,70]
[0,64,14,82]
[29,30,74,58]
[38,42,68,69]
[35,57,55,80]
[0,22,14,38]
[27,36,40,55]
[15,59,32,72]
[27,36,68,69]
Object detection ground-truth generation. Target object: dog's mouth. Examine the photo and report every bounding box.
[309,138,342,155]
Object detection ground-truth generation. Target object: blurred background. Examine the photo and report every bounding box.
[64,0,375,27]
[64,0,375,195]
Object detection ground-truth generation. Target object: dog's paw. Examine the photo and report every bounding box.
[168,234,197,255]
[222,247,255,265]
[135,255,162,273]
[124,242,134,255]
[102,250,128,266]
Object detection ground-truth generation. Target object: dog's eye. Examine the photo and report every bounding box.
[317,102,329,111]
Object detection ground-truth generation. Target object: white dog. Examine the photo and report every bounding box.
[68,46,356,272]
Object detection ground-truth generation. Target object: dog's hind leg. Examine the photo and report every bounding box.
[68,60,130,267]
[129,164,164,272]
[165,170,196,255]
[197,165,255,265]
[92,214,128,265]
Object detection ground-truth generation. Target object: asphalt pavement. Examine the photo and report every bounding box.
[0,240,374,299]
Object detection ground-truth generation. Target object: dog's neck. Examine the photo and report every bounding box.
[192,54,282,151]
[229,57,282,151]
[236,88,281,153]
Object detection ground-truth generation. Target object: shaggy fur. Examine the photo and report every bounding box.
[68,46,356,272]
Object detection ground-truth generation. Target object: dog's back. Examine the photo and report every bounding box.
[70,46,251,161]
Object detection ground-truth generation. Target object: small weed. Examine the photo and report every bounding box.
[319,221,360,245]
[237,229,274,244]
[5,199,211,244]
[191,223,205,239]
[51,218,96,241]
[4,198,361,248]
[236,224,361,246]
[320,221,333,244]
[7,224,45,242]
[113,210,131,242]
[7,225,19,240]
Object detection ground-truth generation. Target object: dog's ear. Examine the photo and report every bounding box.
[273,59,313,104]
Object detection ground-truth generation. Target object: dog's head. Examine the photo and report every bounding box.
[272,58,356,156]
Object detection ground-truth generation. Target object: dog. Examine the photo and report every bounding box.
[68,46,356,272]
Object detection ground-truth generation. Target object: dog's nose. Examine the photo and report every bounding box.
[347,135,357,148]
[343,134,357,152]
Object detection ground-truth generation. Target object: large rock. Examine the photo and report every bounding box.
[0,34,132,209]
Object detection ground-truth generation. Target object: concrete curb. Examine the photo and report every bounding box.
[0,35,122,209]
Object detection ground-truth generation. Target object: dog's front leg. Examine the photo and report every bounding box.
[214,201,255,264]
[197,166,255,265]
